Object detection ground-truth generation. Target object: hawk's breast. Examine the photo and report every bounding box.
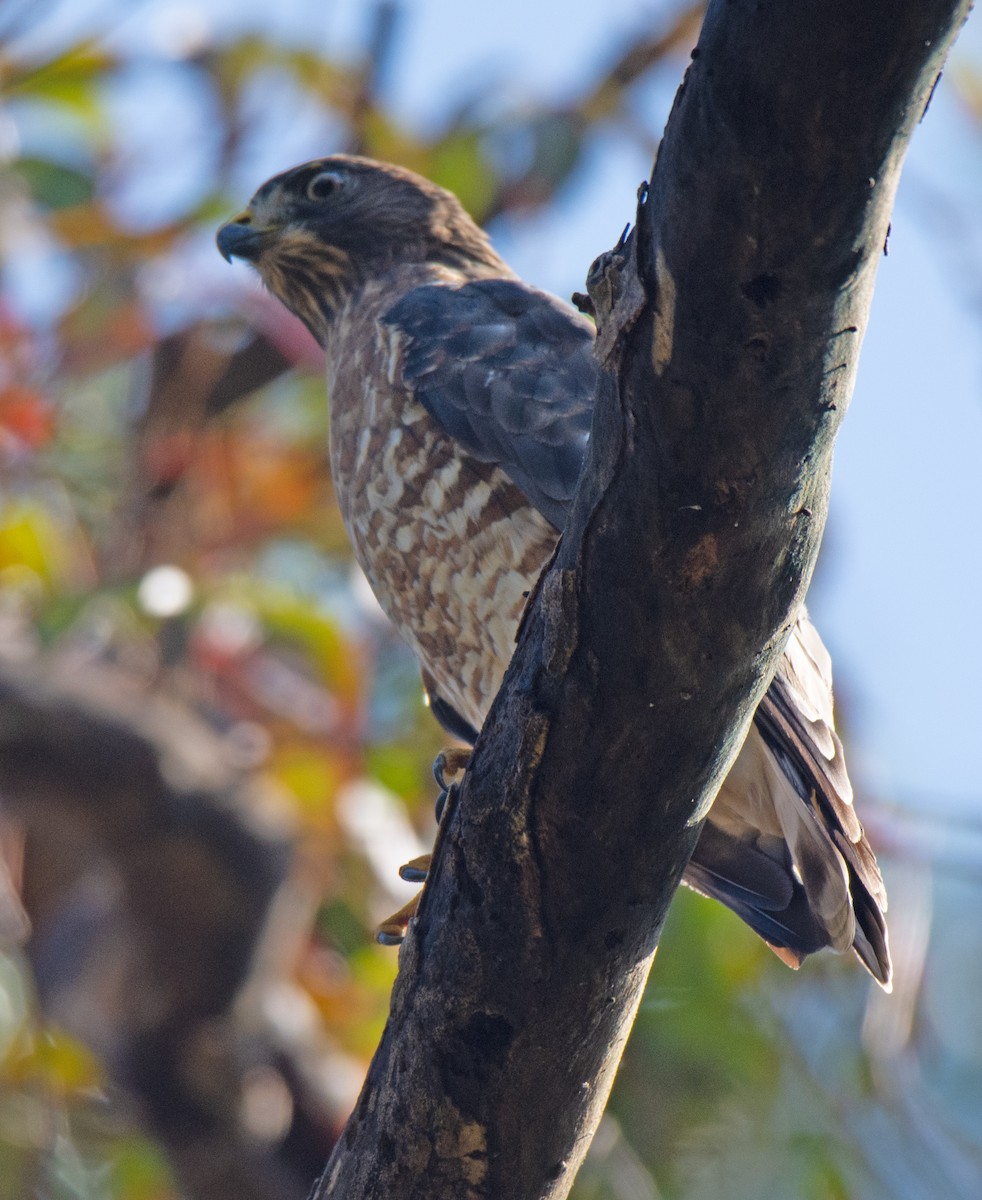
[327,280,559,733]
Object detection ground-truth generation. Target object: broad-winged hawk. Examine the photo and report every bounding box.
[217,156,891,988]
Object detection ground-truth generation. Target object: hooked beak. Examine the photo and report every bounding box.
[216,213,270,263]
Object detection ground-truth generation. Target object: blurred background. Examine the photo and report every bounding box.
[0,1,980,1197]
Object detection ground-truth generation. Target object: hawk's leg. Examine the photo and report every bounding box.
[375,747,471,945]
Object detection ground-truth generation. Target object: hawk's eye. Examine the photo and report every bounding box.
[306,171,343,202]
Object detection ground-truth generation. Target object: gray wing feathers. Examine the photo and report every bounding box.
[383,279,597,531]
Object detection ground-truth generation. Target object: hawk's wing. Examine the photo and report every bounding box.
[383,278,597,532]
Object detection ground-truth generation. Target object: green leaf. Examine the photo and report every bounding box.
[17,157,95,209]
[4,43,111,126]
[110,1137,177,1200]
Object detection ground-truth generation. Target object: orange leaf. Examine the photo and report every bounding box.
[0,386,55,448]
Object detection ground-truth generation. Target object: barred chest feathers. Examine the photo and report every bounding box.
[326,277,559,735]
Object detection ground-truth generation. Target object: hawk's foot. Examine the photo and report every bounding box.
[376,748,470,945]
[377,894,419,946]
[375,858,430,946]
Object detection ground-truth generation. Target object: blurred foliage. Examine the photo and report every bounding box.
[0,1,980,1198]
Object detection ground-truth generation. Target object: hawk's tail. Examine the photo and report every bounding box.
[682,615,892,990]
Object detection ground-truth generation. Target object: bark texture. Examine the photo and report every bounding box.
[317,2,972,1197]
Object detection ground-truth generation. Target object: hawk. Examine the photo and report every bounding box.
[217,155,891,988]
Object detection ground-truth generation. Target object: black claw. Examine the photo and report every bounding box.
[399,863,429,883]
[376,929,406,947]
[434,781,459,824]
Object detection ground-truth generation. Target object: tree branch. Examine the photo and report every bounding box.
[317,2,972,1197]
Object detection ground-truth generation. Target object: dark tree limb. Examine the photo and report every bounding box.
[316,2,972,1198]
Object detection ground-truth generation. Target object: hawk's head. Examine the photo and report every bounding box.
[217,155,501,344]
